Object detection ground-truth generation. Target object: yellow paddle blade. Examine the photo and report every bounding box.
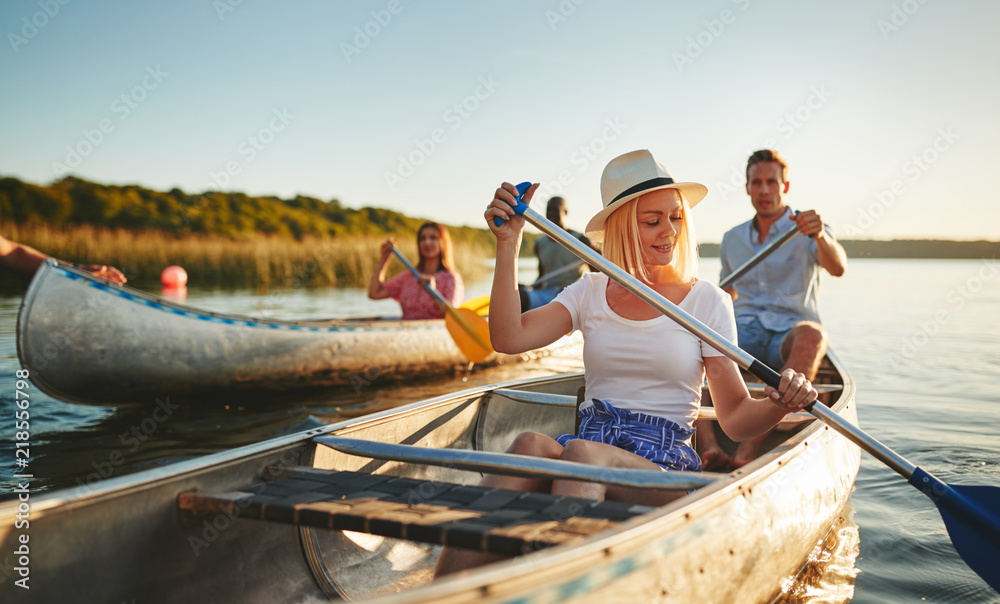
[460,295,490,317]
[444,307,493,364]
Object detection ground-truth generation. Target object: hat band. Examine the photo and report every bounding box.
[609,176,676,205]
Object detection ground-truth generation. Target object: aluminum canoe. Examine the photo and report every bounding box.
[0,353,859,603]
[16,260,579,406]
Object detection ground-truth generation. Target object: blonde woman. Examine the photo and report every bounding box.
[436,149,817,575]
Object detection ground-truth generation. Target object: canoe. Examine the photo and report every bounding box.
[16,260,580,406]
[0,353,859,603]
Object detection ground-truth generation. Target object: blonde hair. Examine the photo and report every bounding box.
[418,222,455,272]
[602,194,699,283]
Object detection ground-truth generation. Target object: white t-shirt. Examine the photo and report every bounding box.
[553,272,737,427]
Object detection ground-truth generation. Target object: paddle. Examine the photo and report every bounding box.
[389,247,493,364]
[464,257,588,318]
[719,216,800,290]
[528,259,586,289]
[460,294,491,316]
[497,181,1000,592]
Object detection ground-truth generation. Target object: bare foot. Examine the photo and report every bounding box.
[699,445,730,471]
[729,440,763,468]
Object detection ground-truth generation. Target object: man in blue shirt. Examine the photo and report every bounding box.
[518,196,592,311]
[700,149,847,469]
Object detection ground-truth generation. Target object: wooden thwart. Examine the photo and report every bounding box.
[177,466,653,556]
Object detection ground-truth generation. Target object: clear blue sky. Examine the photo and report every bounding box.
[2,1,997,241]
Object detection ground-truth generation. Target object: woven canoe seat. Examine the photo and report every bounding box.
[177,466,654,556]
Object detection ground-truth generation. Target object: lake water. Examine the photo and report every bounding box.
[1,257,999,603]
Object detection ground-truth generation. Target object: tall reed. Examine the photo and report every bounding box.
[2,222,495,291]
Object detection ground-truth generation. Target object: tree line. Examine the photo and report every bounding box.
[6,174,993,260]
[0,175,495,247]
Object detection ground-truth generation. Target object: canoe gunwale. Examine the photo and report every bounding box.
[25,259,414,328]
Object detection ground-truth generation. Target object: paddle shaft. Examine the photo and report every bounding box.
[530,259,585,288]
[501,183,922,477]
[719,217,800,290]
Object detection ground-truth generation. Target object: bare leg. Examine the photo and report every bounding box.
[730,322,828,467]
[779,321,828,381]
[553,439,687,507]
[694,419,730,470]
[434,432,563,577]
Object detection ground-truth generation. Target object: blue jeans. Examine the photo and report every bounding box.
[524,286,561,310]
[737,316,790,371]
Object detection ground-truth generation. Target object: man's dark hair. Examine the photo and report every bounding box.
[546,197,566,222]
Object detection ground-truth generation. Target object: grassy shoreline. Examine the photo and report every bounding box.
[2,222,496,291]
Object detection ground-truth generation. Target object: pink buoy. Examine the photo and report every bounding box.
[161,265,188,287]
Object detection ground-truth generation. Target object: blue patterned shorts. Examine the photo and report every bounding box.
[555,399,702,472]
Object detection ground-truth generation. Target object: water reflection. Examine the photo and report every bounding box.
[775,502,861,604]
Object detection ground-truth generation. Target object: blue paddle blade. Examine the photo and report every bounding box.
[492,181,533,227]
[909,467,1000,592]
[937,484,1000,592]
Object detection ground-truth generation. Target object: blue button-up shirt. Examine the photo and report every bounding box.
[719,207,833,331]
